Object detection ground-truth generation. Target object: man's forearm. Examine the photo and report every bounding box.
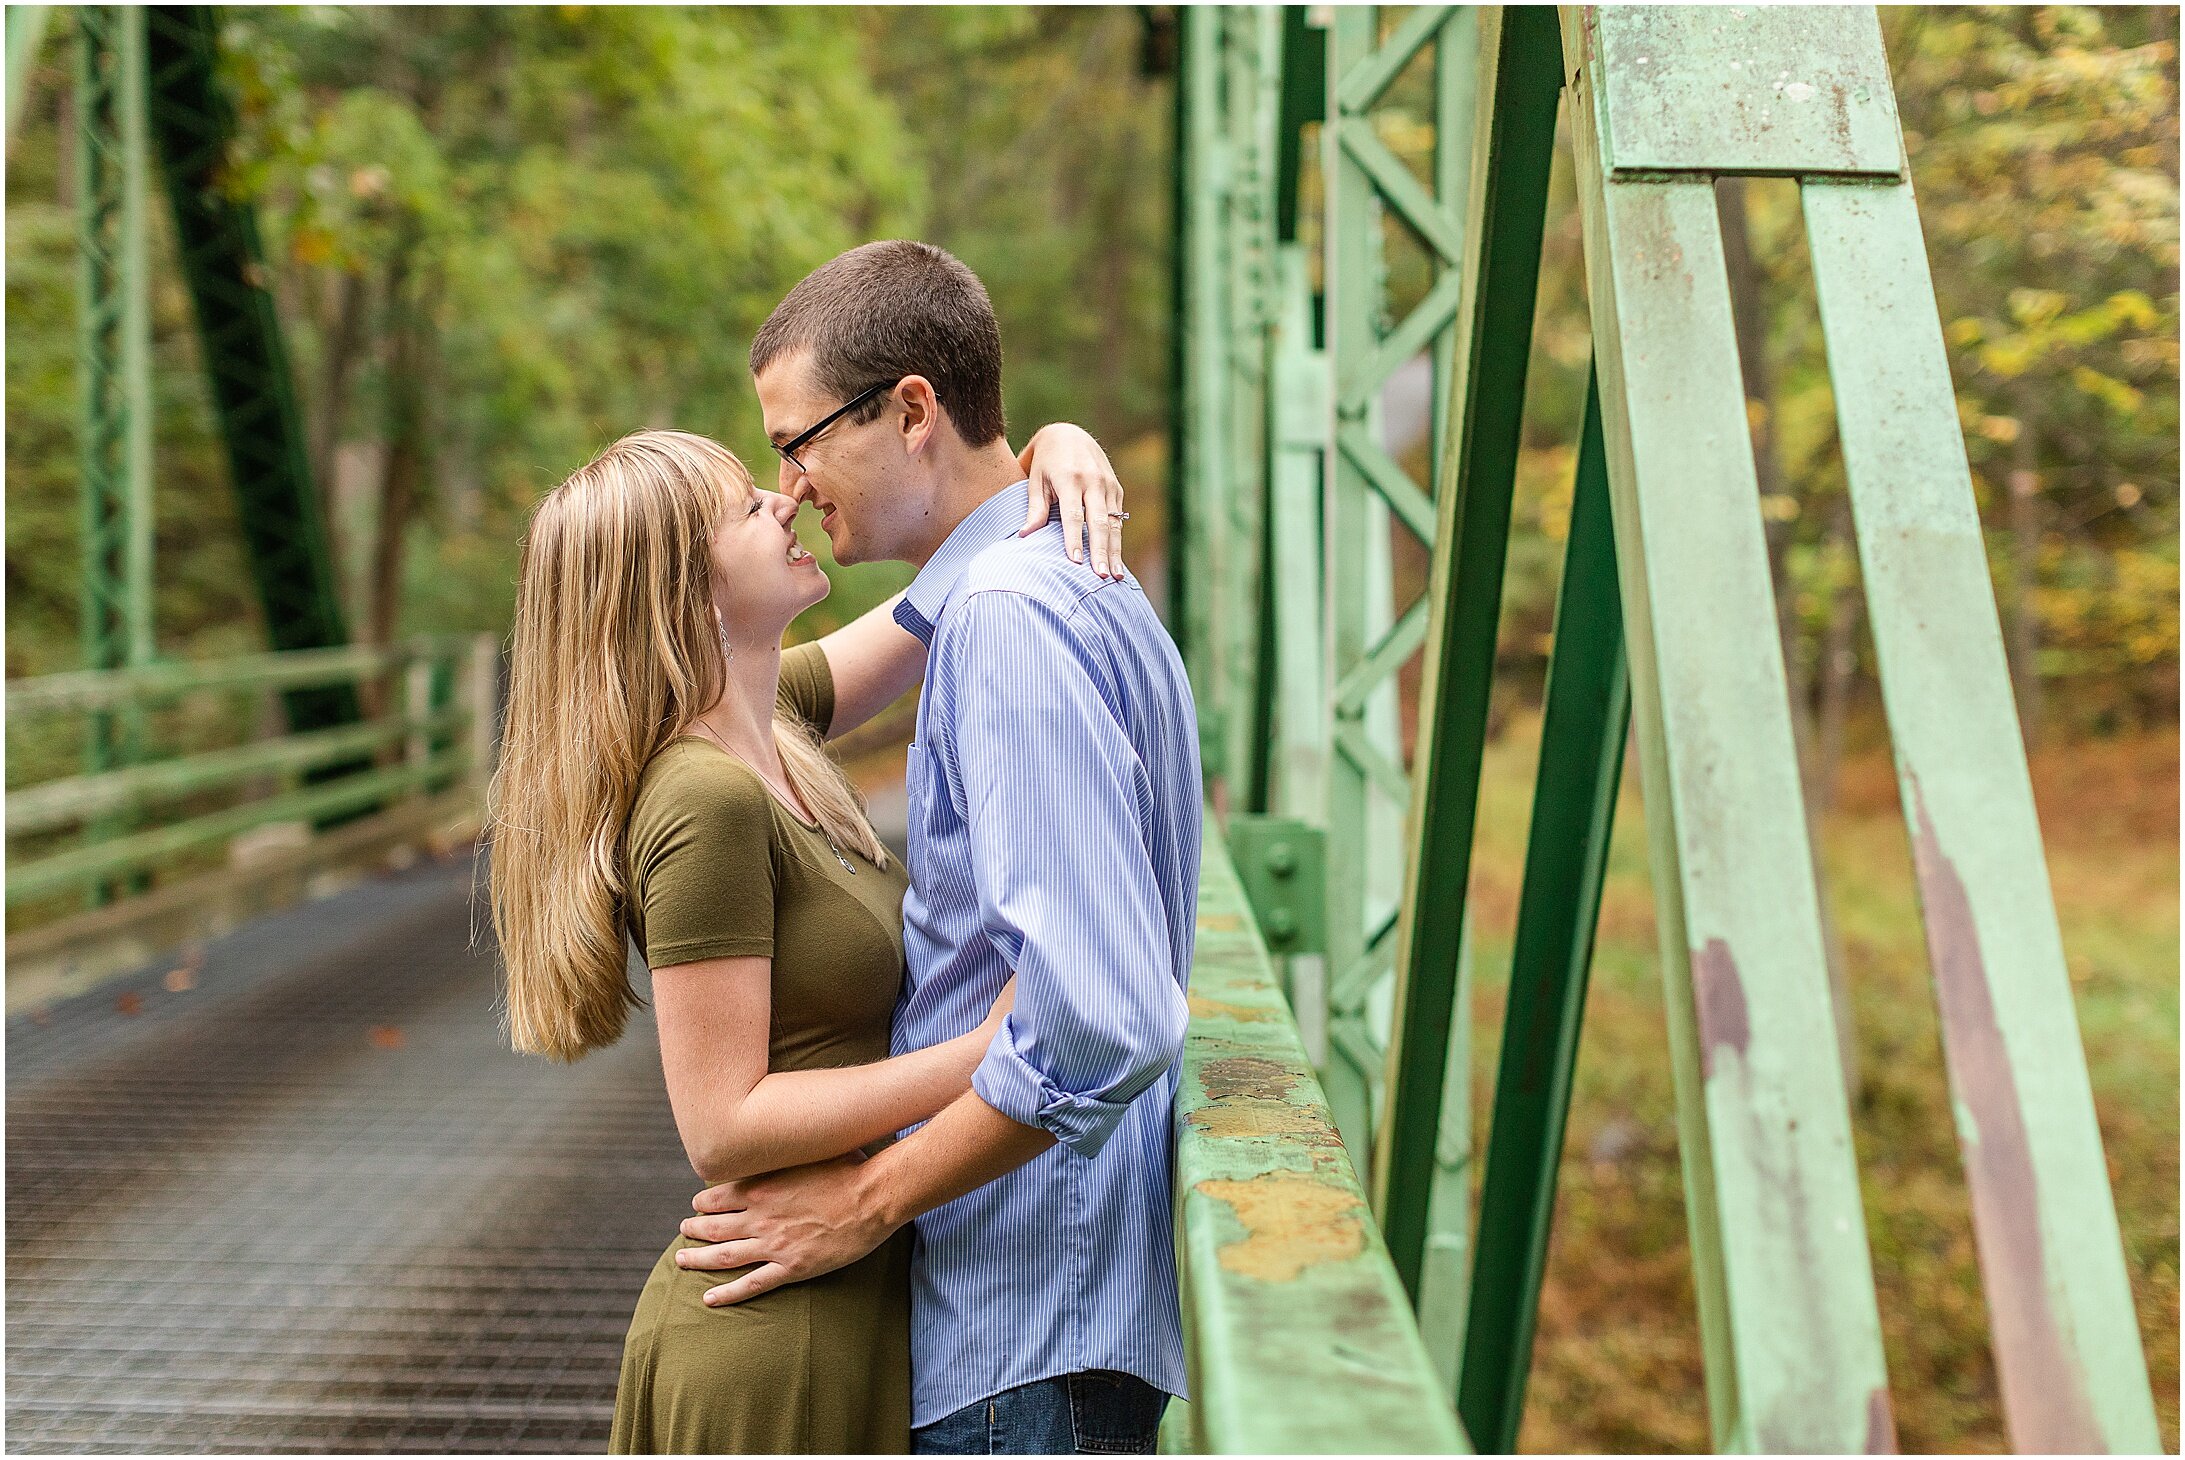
[857,1087,1057,1230]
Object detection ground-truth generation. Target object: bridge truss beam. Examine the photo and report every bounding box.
[73,7,155,898]
[75,8,154,698]
[1175,5,2161,1452]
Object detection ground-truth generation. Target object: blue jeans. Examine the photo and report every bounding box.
[912,1370,1169,1455]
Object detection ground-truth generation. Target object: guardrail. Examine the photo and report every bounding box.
[5,633,499,1006]
[1172,821,1470,1453]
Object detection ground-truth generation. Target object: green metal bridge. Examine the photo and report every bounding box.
[4,6,2163,1452]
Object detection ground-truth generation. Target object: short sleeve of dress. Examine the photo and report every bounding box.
[776,641,836,737]
[625,751,777,968]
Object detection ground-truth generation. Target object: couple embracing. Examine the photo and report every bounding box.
[487,241,1201,1454]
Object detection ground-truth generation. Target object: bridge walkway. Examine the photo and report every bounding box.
[5,850,700,1453]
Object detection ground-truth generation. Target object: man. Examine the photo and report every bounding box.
[674,240,1202,1454]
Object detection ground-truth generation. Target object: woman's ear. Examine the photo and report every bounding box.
[896,375,940,455]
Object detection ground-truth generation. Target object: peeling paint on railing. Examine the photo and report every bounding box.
[1172,820,1467,1454]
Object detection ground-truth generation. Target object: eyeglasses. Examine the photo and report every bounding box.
[769,380,896,475]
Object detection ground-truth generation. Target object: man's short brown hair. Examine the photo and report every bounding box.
[751,241,1007,447]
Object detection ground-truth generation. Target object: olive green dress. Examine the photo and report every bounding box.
[610,643,915,1454]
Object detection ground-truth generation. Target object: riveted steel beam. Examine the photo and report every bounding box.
[1216,6,1281,810]
[74,6,155,901]
[1225,814,1326,956]
[76,7,154,688]
[1319,1,1480,1182]
[1456,368,1627,1451]
[1805,174,2160,1454]
[1560,7,1890,1445]
[1178,5,1228,767]
[1374,9,1561,1313]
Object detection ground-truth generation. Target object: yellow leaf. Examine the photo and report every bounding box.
[2007,287,2069,327]
[1978,339,2038,378]
[2070,364,2144,416]
[2107,290,2159,331]
[289,227,335,267]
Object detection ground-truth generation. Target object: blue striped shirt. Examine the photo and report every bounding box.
[890,481,1202,1427]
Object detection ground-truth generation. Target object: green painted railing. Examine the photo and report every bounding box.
[1173,821,1468,1453]
[6,633,497,912]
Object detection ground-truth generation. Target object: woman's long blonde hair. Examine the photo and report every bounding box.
[488,428,889,1061]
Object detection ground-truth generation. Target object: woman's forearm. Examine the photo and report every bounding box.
[813,592,921,739]
[681,1025,987,1184]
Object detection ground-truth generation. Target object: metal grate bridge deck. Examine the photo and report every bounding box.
[6,851,702,1453]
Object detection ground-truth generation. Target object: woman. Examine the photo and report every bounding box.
[486,424,1127,1452]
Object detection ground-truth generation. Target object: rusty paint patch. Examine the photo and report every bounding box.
[1197,912,1243,933]
[1186,1102,1338,1146]
[1195,1172,1366,1283]
[1690,937,1750,1079]
[1198,1056,1303,1104]
[1907,775,2102,1452]
[1865,1385,1899,1453]
[1187,993,1271,1024]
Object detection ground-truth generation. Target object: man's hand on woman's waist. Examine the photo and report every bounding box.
[675,1089,1055,1306]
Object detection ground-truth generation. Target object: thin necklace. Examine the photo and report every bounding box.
[690,717,857,875]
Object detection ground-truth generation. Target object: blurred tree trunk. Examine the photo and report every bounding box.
[364,247,429,714]
[52,81,70,209]
[1096,195,1130,428]
[1718,175,1859,1097]
[1815,491,1862,816]
[372,287,424,649]
[309,269,368,590]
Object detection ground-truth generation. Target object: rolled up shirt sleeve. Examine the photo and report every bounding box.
[940,590,1189,1159]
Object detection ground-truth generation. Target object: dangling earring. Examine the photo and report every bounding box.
[716,609,734,664]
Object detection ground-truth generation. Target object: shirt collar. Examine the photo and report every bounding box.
[892,480,1049,645]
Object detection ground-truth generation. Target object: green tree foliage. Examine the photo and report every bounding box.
[857,9,1175,447]
[221,6,923,644]
[7,7,1175,668]
[5,6,2173,752]
[1890,6,2179,737]
[842,6,1178,618]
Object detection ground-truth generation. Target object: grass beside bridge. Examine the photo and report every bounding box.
[1461,722,2179,1454]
